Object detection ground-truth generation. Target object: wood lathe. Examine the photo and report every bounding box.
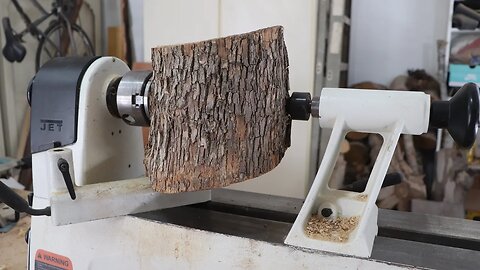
[0,31,480,269]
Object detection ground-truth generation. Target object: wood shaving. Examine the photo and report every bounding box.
[305,215,359,242]
[356,194,368,201]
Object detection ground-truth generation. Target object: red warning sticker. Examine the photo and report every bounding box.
[35,249,73,270]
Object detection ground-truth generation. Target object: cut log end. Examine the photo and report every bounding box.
[145,26,291,193]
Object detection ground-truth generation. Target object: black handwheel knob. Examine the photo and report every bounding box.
[287,92,312,121]
[429,82,480,148]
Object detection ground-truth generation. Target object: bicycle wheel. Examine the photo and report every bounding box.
[35,22,95,71]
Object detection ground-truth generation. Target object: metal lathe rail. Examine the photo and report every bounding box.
[134,189,480,270]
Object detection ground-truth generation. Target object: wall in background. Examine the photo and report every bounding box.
[100,0,144,62]
[348,0,451,86]
[101,0,121,54]
[143,0,219,58]
[129,0,144,62]
[143,0,318,199]
[0,1,44,157]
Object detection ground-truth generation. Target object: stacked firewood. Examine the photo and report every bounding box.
[377,134,427,210]
[332,71,443,211]
[330,131,427,211]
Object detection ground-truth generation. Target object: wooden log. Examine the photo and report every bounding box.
[368,134,383,169]
[413,133,437,151]
[340,139,350,154]
[378,194,400,209]
[344,141,369,166]
[349,81,387,90]
[145,26,291,193]
[407,177,427,198]
[344,141,370,178]
[403,135,419,174]
[389,75,408,91]
[346,132,369,141]
[131,62,153,146]
[329,154,347,189]
[378,185,395,201]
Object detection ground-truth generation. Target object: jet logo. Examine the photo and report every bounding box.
[40,119,63,132]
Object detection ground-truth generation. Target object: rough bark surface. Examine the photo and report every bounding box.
[145,26,291,193]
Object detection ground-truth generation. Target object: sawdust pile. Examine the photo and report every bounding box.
[305,215,359,242]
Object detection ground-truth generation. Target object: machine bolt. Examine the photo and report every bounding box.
[59,162,68,172]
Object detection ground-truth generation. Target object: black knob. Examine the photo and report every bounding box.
[429,82,480,148]
[287,92,311,121]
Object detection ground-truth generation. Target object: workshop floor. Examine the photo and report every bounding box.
[0,216,30,270]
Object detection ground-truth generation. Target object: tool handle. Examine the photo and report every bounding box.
[341,172,402,192]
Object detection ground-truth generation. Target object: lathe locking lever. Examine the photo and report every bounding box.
[57,158,76,200]
[0,181,51,216]
[0,158,75,215]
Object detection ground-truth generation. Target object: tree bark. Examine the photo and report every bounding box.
[145,26,291,193]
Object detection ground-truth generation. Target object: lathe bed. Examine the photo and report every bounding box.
[134,189,480,270]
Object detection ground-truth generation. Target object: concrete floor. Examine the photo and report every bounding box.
[0,216,30,270]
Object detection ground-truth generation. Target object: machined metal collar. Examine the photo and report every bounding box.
[107,70,152,127]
